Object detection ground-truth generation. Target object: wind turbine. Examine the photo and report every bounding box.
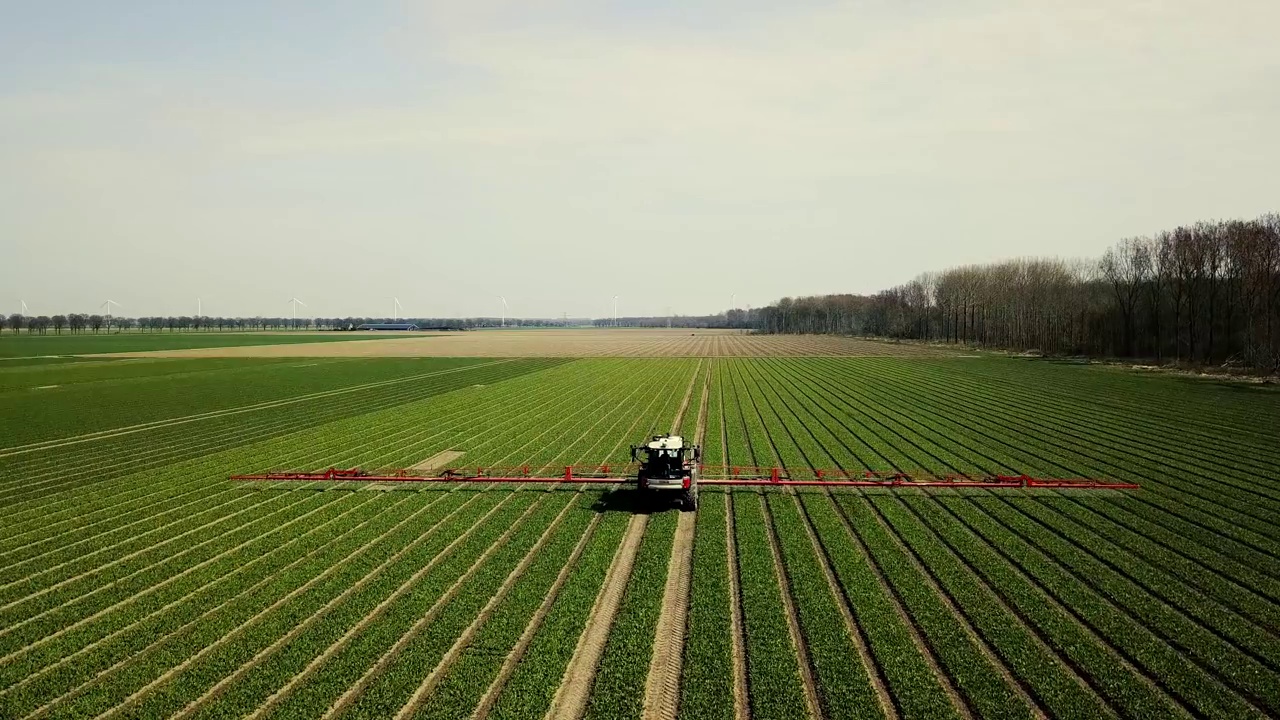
[20,300,28,315]
[498,296,507,328]
[102,300,120,330]
[612,295,619,327]
[393,297,403,321]
[197,297,202,318]
[288,297,307,326]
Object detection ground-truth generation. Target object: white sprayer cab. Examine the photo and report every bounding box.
[632,434,700,510]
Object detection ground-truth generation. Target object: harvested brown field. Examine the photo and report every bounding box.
[99,328,948,358]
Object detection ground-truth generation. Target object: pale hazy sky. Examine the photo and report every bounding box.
[2,1,1278,319]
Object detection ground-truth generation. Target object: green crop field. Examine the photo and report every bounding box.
[0,332,414,360]
[2,346,1278,720]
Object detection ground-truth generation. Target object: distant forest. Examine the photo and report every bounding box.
[755,213,1280,369]
[0,315,579,334]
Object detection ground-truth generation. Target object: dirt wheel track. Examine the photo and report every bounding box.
[669,360,703,435]
[642,509,696,720]
[546,513,649,720]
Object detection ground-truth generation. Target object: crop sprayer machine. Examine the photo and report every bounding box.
[230,434,1140,509]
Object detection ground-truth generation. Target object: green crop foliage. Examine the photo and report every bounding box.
[583,508,678,720]
[680,490,734,720]
[487,505,632,720]
[3,353,1279,720]
[732,491,810,719]
[0,331,412,358]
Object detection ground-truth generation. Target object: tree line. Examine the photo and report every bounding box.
[590,309,756,329]
[754,213,1280,369]
[1,314,601,334]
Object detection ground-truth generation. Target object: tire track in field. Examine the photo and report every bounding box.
[642,510,696,720]
[0,360,517,458]
[642,360,710,720]
[669,360,703,435]
[545,512,648,720]
[271,366,665,712]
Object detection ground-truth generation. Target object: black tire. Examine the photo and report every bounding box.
[683,489,698,511]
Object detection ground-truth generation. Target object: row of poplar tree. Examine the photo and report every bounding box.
[755,213,1280,369]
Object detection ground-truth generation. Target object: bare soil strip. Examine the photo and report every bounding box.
[472,511,606,720]
[0,360,514,458]
[545,513,649,720]
[393,493,583,719]
[638,361,712,719]
[642,510,696,720]
[411,450,465,472]
[670,360,703,435]
[725,493,751,720]
[795,493,900,720]
[761,493,822,719]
